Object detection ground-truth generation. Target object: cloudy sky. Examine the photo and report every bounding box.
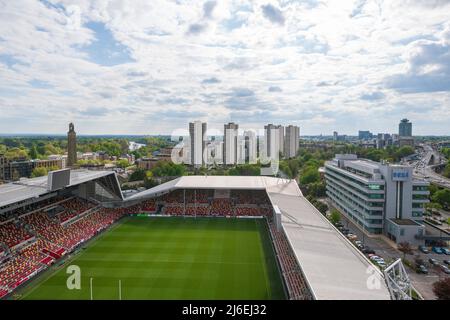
[0,0,449,136]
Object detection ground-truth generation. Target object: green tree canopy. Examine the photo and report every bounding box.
[31,167,48,178]
[432,189,450,208]
[300,166,320,185]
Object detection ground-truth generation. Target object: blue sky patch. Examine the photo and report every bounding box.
[29,79,53,89]
[82,21,135,66]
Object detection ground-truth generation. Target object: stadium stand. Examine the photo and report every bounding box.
[0,220,33,249]
[210,198,234,216]
[0,198,141,298]
[0,255,43,291]
[141,199,157,212]
[163,204,184,216]
[268,222,312,300]
[58,198,96,223]
[186,190,211,204]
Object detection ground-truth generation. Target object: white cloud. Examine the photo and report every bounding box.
[0,0,449,135]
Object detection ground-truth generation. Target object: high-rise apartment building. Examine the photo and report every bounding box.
[243,130,257,164]
[223,122,239,165]
[264,124,284,159]
[284,125,300,159]
[189,121,207,167]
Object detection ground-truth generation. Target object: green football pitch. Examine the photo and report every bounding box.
[19,216,285,300]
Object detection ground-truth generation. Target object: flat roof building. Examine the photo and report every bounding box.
[325,154,429,245]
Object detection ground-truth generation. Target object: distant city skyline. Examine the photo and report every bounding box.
[0,1,449,135]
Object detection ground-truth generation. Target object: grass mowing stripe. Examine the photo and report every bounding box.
[20,216,285,300]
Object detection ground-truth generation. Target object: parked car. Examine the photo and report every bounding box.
[429,258,439,266]
[347,234,357,240]
[442,248,450,255]
[362,248,376,255]
[432,247,444,254]
[418,246,429,254]
[416,265,428,274]
[440,265,450,274]
[444,260,450,265]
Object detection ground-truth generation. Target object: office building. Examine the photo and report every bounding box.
[0,155,65,182]
[399,118,412,137]
[398,119,414,148]
[223,122,239,165]
[358,131,373,140]
[333,131,338,141]
[325,154,429,245]
[67,122,77,167]
[284,125,300,159]
[189,121,207,167]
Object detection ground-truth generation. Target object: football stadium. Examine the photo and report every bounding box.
[0,169,392,300]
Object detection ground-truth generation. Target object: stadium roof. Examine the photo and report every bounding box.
[126,176,300,200]
[126,175,391,300]
[269,190,391,300]
[0,170,117,208]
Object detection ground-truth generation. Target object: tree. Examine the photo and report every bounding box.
[129,169,146,182]
[432,189,450,208]
[144,172,159,189]
[307,182,326,198]
[31,167,48,178]
[5,147,28,160]
[300,166,320,185]
[443,163,450,179]
[116,159,130,169]
[398,242,413,260]
[30,145,39,159]
[329,209,341,225]
[433,278,450,300]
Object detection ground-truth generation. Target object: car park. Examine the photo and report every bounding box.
[419,246,429,254]
[362,248,376,255]
[346,234,357,241]
[440,265,450,274]
[432,247,444,254]
[429,258,439,266]
[416,265,428,274]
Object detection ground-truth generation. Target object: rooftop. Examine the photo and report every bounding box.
[0,170,116,208]
[390,219,421,226]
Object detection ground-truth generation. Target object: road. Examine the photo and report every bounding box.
[410,143,450,189]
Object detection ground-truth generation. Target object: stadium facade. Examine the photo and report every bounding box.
[0,169,392,300]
